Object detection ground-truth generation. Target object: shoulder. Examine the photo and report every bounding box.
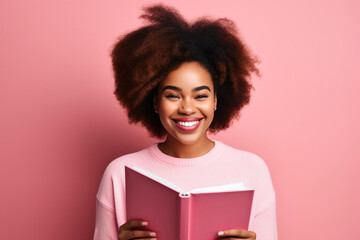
[217,141,270,171]
[96,146,152,193]
[103,145,153,176]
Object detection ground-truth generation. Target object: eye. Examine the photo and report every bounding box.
[165,94,180,99]
[195,94,209,99]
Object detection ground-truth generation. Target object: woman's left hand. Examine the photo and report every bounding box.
[217,229,256,239]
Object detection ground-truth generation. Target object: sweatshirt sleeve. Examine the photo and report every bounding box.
[94,199,118,240]
[251,155,278,240]
[93,160,127,240]
[253,200,277,239]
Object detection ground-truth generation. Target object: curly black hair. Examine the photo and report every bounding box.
[111,4,259,138]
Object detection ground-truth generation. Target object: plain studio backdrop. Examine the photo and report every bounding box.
[1,0,359,239]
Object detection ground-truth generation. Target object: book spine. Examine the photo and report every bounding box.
[179,193,191,240]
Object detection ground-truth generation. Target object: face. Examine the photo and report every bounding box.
[154,62,217,146]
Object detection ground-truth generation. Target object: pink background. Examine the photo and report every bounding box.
[1,0,359,239]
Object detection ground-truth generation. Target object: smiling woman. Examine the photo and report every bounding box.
[94,4,276,240]
[111,4,258,140]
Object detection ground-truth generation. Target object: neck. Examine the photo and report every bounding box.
[158,135,215,158]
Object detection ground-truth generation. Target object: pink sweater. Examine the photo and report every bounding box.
[94,141,277,239]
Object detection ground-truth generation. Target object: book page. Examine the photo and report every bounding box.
[189,182,246,194]
[133,166,247,195]
[133,166,183,193]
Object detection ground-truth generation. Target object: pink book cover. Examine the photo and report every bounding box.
[125,166,254,240]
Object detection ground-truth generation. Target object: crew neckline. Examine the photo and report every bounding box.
[148,140,223,166]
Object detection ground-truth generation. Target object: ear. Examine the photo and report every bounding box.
[214,94,217,110]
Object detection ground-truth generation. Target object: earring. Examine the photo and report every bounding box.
[214,106,217,111]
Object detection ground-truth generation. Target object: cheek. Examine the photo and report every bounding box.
[199,100,215,115]
[158,101,176,118]
[196,107,214,123]
[204,107,215,118]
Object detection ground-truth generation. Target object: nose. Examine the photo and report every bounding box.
[179,98,196,115]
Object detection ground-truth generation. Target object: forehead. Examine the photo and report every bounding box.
[159,62,213,90]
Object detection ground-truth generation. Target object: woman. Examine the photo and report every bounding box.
[94,4,277,240]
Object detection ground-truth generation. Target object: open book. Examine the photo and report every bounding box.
[125,166,254,240]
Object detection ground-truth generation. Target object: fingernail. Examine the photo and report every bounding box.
[142,221,148,226]
[150,232,156,237]
[218,231,224,236]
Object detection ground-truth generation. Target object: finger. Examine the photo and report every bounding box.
[119,219,149,231]
[127,239,157,240]
[217,229,256,239]
[120,229,157,239]
[217,238,242,240]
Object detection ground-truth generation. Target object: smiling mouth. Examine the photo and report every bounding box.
[175,120,200,127]
[172,118,203,131]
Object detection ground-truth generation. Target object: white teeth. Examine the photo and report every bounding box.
[176,121,200,127]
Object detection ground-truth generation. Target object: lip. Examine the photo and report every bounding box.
[172,117,203,121]
[172,117,203,132]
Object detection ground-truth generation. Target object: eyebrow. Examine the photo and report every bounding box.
[161,85,211,93]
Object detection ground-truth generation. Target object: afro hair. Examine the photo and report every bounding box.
[111,4,259,138]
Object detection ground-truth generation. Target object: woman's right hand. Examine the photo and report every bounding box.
[118,219,157,240]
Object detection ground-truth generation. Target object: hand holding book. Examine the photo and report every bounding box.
[217,229,256,239]
[117,220,256,240]
[118,219,157,240]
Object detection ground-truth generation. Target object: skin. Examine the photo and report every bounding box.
[154,61,217,158]
[118,62,256,240]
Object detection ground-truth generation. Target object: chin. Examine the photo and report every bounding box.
[171,132,207,146]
